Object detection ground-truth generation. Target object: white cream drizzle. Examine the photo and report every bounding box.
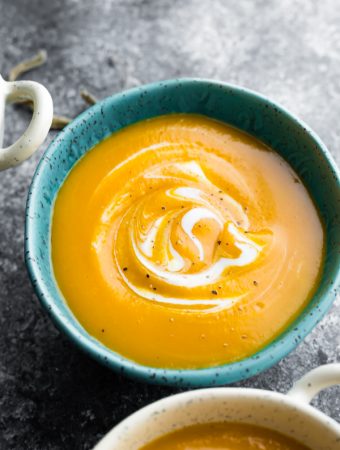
[131,222,260,288]
[180,207,222,261]
[168,240,185,272]
[119,271,244,313]
[139,216,163,257]
[94,157,266,313]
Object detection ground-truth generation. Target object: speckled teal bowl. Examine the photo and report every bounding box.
[25,79,340,387]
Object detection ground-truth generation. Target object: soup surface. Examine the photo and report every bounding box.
[52,114,324,369]
[140,422,311,450]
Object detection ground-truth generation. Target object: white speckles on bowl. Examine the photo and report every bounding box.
[93,364,340,450]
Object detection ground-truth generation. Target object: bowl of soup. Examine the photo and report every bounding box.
[93,364,340,449]
[25,78,340,386]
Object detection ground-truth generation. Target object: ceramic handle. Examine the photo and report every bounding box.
[0,75,53,171]
[287,364,340,404]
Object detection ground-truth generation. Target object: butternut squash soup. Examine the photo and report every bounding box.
[140,422,311,450]
[51,114,324,369]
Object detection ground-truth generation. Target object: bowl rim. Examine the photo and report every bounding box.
[25,77,340,387]
[93,387,340,449]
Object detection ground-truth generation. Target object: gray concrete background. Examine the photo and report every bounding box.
[0,0,339,448]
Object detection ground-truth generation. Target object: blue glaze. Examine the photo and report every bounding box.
[25,79,340,387]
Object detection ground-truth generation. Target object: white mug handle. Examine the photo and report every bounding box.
[287,364,340,404]
[0,74,53,171]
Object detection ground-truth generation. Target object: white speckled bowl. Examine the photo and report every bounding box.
[94,364,340,449]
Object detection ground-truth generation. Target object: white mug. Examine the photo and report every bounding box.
[0,74,53,170]
[94,364,340,449]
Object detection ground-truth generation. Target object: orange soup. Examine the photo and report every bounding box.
[51,114,324,369]
[140,422,311,450]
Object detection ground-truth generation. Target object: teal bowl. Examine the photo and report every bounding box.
[25,79,340,387]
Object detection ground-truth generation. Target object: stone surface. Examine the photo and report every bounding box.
[0,0,339,448]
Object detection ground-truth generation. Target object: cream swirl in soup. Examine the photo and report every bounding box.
[94,157,269,312]
[52,114,324,369]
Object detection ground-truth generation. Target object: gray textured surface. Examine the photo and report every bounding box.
[0,0,339,448]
